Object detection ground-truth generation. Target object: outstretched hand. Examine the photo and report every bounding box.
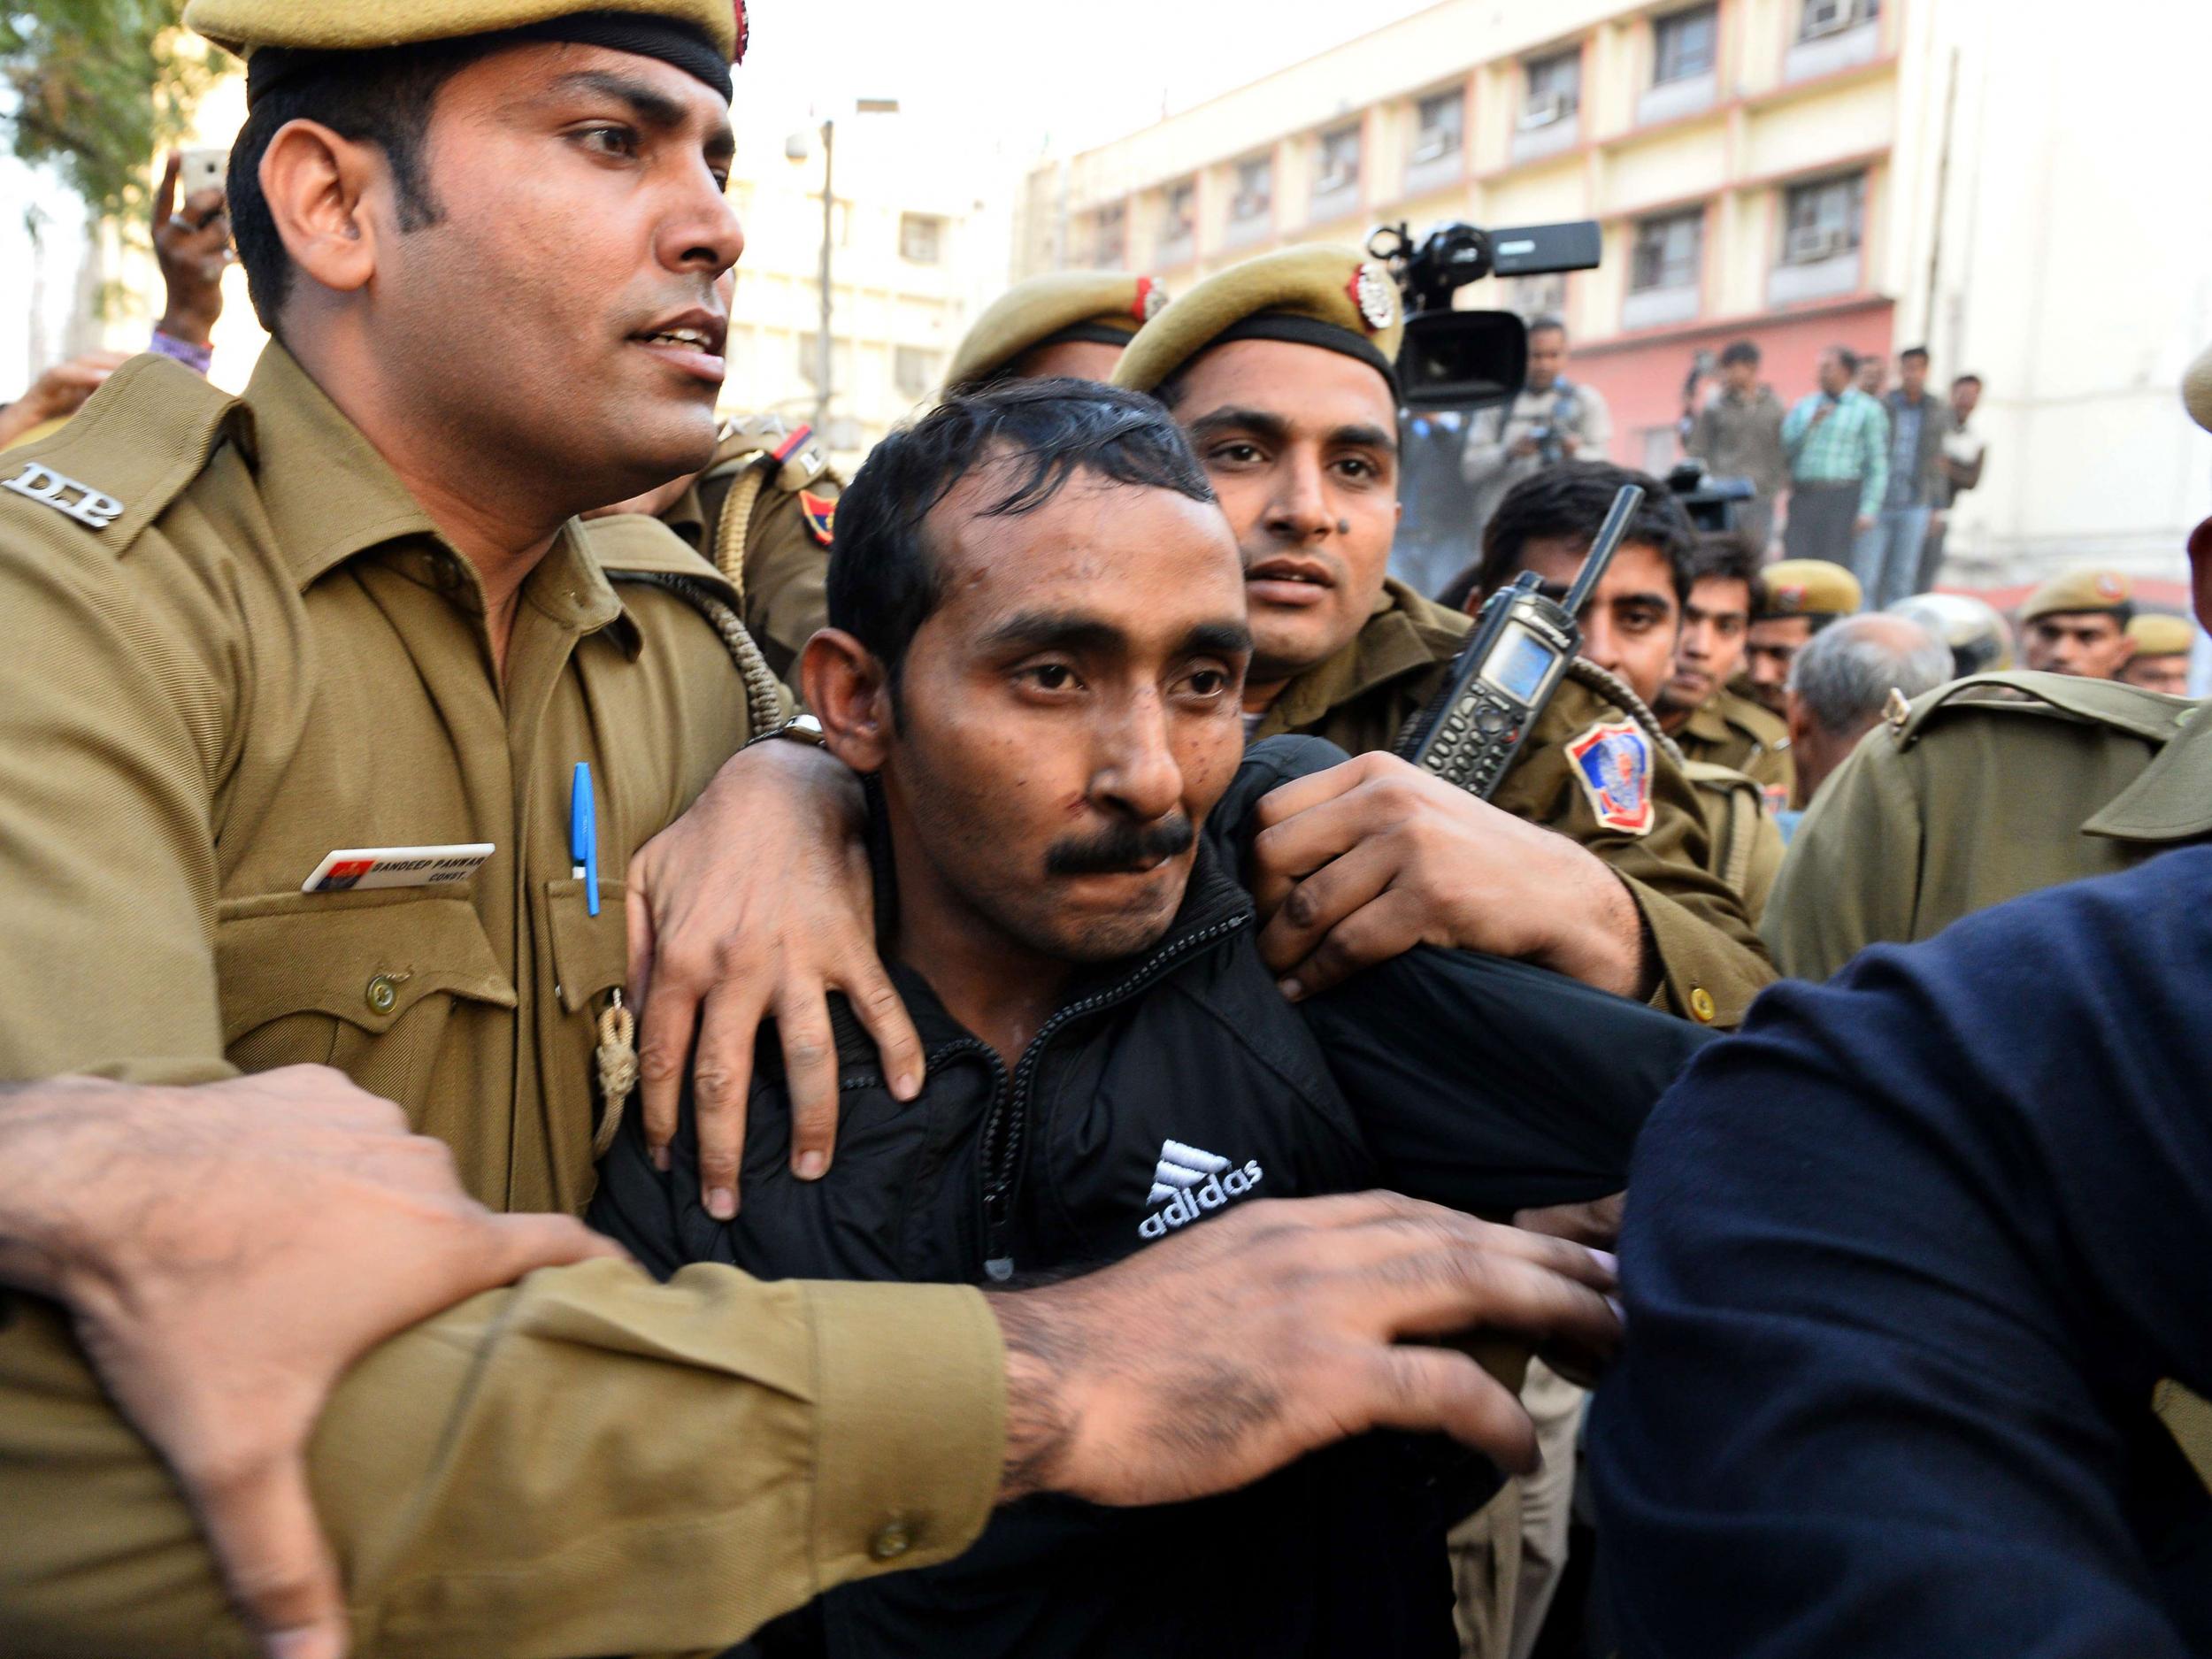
[990,1191,1621,1506]
[0,1069,622,1659]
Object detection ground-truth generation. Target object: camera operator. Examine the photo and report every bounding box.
[1461,315,1611,539]
[1680,341,1786,555]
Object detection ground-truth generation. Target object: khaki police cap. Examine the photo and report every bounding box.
[944,273,1169,392]
[186,0,741,65]
[1756,559,1861,620]
[1111,243,1404,396]
[2185,339,2212,433]
[2127,612,2195,657]
[2019,565,2134,623]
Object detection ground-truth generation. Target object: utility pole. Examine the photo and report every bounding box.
[788,100,898,442]
[816,117,834,434]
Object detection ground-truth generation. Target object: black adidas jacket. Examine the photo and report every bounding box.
[589,738,1712,1658]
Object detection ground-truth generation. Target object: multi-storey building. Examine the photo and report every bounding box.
[1018,0,2212,587]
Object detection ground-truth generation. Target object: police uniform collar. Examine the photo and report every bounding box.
[1677,697,1734,746]
[242,344,448,592]
[2083,699,2212,845]
[1253,578,1468,741]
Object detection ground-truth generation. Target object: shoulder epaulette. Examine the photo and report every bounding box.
[1893,669,2192,750]
[703,413,837,495]
[0,355,239,553]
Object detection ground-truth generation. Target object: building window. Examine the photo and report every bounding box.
[1508,273,1567,320]
[1230,154,1273,222]
[1093,202,1127,267]
[1780,173,1864,265]
[1411,88,1464,164]
[1310,124,1361,218]
[893,346,941,399]
[1159,180,1197,253]
[1653,4,1717,83]
[1520,49,1581,128]
[898,212,945,265]
[1799,0,1878,42]
[1631,210,1703,292]
[1624,208,1704,329]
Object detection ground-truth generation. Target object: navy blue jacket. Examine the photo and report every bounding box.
[1591,845,2212,1656]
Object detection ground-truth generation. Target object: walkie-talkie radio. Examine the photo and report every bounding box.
[1394,484,1644,798]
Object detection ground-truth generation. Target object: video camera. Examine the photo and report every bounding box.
[1662,459,1755,535]
[1367,219,1602,412]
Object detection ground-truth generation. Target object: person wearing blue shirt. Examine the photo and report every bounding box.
[1590,846,2212,1655]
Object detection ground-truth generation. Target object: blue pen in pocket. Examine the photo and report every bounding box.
[569,761,599,917]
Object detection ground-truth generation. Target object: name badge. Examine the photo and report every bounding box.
[300,843,495,893]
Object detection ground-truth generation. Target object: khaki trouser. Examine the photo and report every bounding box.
[1450,1359,1589,1659]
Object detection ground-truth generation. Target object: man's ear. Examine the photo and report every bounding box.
[802,628,894,772]
[258,119,388,303]
[1784,690,1812,753]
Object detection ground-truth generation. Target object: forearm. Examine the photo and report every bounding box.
[0,1261,1004,1658]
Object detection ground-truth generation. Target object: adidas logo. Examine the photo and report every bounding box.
[1139,1138,1264,1240]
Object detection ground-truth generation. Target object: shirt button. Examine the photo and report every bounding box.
[1688,987,1717,1025]
[869,1519,916,1562]
[365,975,400,1016]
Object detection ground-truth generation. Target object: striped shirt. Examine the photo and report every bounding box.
[1782,388,1889,519]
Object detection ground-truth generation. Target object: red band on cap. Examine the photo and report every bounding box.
[733,0,749,62]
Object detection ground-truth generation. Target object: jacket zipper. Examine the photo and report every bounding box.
[979,912,1249,1281]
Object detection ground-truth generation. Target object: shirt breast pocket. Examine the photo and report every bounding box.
[215,888,517,1115]
[545,877,631,1148]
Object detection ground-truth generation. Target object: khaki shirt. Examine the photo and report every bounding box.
[0,349,1008,1648]
[1673,689,1795,809]
[1681,760,1786,926]
[1766,672,2212,979]
[1255,580,1777,1027]
[0,348,750,1214]
[0,1265,1002,1657]
[657,419,837,680]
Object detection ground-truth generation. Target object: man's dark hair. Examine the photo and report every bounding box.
[828,379,1217,696]
[1528,314,1567,341]
[1718,339,1760,369]
[1473,460,1697,605]
[1900,345,1931,366]
[1953,373,1983,390]
[1687,530,1761,595]
[228,42,497,331]
[1826,344,1861,374]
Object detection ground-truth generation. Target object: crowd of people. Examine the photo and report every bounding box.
[0,4,2208,1659]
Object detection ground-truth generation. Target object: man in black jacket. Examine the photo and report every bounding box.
[592,382,1698,1656]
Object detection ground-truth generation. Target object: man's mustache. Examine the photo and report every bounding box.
[1046,814,1196,877]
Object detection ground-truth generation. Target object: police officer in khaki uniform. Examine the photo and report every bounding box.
[1737,557,1862,719]
[1660,534,1794,811]
[0,8,1627,1649]
[1113,244,1774,1032]
[2016,565,2140,679]
[944,269,1169,391]
[2121,611,2198,695]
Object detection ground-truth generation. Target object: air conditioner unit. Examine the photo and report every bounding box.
[1801,0,1864,38]
[1517,90,1571,130]
[1786,225,1849,263]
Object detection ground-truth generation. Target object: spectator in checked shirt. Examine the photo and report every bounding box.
[1780,345,1887,580]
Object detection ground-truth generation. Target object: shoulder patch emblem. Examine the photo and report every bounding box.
[3,460,125,529]
[1566,721,1655,837]
[798,488,836,548]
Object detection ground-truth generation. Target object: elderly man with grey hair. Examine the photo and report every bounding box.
[1779,613,1953,838]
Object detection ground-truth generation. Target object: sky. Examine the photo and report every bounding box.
[734,0,1445,164]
